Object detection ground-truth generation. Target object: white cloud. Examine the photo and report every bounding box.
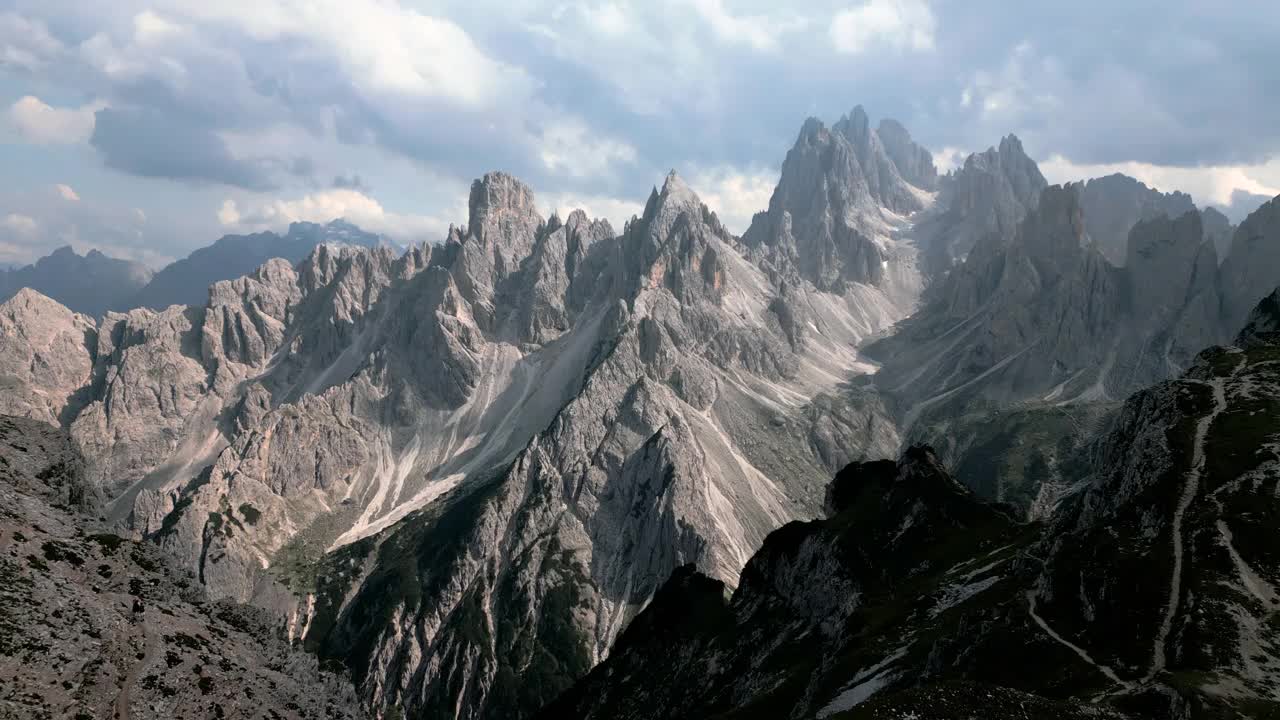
[133,10,187,45]
[576,3,630,36]
[165,0,531,108]
[55,184,81,202]
[831,0,936,55]
[523,3,718,117]
[0,12,63,71]
[960,43,1062,123]
[689,0,806,53]
[688,166,777,234]
[1039,154,1280,208]
[539,119,638,179]
[216,199,242,226]
[931,146,969,174]
[1,213,38,235]
[0,187,180,268]
[218,189,454,242]
[7,96,104,145]
[78,14,192,82]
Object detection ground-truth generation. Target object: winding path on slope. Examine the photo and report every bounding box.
[112,612,160,720]
[1025,590,1133,691]
[1145,351,1244,682]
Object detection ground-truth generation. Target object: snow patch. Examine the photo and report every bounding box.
[817,647,909,717]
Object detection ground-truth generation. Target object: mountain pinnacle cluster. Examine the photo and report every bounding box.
[3,106,1280,720]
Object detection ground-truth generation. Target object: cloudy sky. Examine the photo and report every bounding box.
[2,0,1279,267]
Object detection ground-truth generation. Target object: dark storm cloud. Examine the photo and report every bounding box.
[90,107,277,190]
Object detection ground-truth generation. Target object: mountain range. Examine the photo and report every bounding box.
[0,245,153,317]
[2,105,1279,720]
[0,219,389,318]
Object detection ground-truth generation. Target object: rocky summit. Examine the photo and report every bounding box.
[3,103,1280,720]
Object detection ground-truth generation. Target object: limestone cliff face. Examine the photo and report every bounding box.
[1078,173,1197,266]
[741,117,890,292]
[876,117,938,191]
[303,173,901,719]
[867,185,1242,518]
[0,288,96,425]
[1220,194,1280,333]
[912,134,1047,276]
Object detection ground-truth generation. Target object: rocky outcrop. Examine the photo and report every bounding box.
[912,134,1047,277]
[833,105,926,215]
[873,185,1122,414]
[1219,194,1280,333]
[876,118,938,191]
[0,245,152,317]
[741,107,932,304]
[867,181,1263,516]
[509,210,614,345]
[1078,173,1197,266]
[0,415,365,720]
[70,304,216,498]
[0,288,96,425]
[1235,286,1280,347]
[1200,206,1234,260]
[741,118,889,292]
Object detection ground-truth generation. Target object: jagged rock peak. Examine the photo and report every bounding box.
[1076,173,1198,266]
[837,104,873,140]
[4,285,70,311]
[877,117,938,191]
[1125,209,1203,266]
[941,133,1048,247]
[798,115,826,140]
[833,104,925,213]
[466,171,542,245]
[640,170,712,238]
[660,169,697,205]
[1018,184,1087,271]
[1220,193,1280,331]
[0,288,95,425]
[963,134,1042,184]
[1200,205,1234,259]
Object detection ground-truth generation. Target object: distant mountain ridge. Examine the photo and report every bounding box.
[126,219,390,310]
[0,245,152,316]
[0,219,390,318]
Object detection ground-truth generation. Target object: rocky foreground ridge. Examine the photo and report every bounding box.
[0,414,364,719]
[543,289,1280,719]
